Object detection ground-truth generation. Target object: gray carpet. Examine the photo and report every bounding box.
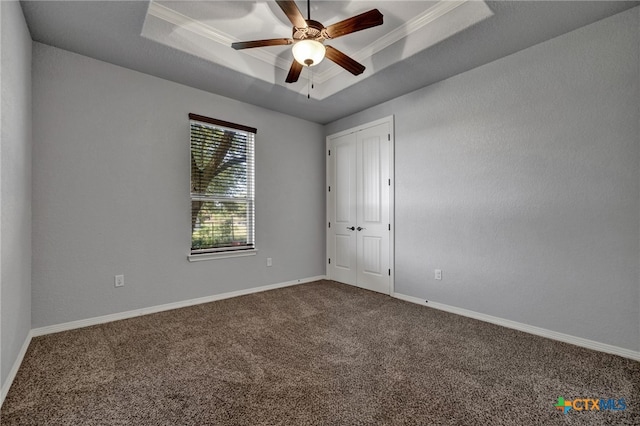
[2,280,638,425]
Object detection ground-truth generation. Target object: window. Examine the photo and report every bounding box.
[189,113,255,255]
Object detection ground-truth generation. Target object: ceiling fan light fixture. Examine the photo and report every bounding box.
[292,39,325,67]
[233,1,383,83]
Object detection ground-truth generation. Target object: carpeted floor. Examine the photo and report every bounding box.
[2,280,638,425]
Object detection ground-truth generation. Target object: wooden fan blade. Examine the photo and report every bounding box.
[325,45,365,75]
[232,38,293,50]
[325,9,383,39]
[276,0,307,29]
[285,60,303,83]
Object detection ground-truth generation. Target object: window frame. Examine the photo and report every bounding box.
[188,113,257,261]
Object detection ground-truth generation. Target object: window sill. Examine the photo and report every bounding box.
[188,249,258,262]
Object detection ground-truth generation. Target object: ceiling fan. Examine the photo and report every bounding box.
[231,0,383,83]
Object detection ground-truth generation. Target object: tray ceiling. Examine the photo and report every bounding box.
[142,1,493,99]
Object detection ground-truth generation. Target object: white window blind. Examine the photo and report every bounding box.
[189,113,256,254]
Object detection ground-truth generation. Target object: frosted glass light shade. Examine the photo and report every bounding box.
[292,40,326,67]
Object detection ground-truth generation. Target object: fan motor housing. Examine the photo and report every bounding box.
[293,20,325,41]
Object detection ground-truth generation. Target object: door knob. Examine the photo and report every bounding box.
[357,226,366,231]
[346,226,355,231]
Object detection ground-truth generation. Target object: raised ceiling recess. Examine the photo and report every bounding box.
[142,1,494,99]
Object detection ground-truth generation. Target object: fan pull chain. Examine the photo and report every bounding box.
[307,67,314,99]
[306,0,311,98]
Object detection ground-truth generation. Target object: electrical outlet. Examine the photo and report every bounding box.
[434,269,442,280]
[266,258,273,267]
[114,275,124,287]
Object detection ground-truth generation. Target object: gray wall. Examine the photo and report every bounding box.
[32,43,325,328]
[1,0,32,387]
[326,7,640,351]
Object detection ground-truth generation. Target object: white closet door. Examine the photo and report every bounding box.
[327,118,393,295]
[328,132,357,286]
[356,123,390,294]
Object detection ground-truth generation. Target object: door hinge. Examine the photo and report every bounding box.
[328,258,331,264]
[388,134,391,141]
[388,224,391,231]
[328,222,331,228]
[328,149,331,156]
[388,179,391,186]
[328,185,331,192]
[388,269,391,276]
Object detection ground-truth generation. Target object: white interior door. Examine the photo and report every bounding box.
[328,132,357,286]
[327,117,393,295]
[356,123,390,294]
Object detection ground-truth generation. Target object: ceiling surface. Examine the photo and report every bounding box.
[20,1,639,124]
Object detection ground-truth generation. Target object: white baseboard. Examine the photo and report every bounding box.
[1,330,33,407]
[32,275,326,337]
[393,292,640,361]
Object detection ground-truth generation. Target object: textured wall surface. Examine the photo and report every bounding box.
[32,43,325,327]
[1,0,32,387]
[326,8,640,351]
